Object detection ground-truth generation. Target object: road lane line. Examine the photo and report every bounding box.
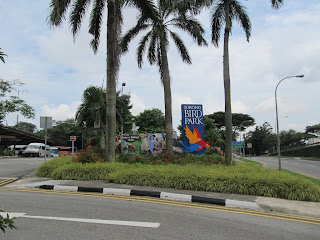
[1,212,160,228]
[1,187,320,225]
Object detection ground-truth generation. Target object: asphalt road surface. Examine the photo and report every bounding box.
[0,189,319,240]
[0,157,47,178]
[250,156,320,178]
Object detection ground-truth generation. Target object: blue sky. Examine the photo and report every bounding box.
[1,0,319,135]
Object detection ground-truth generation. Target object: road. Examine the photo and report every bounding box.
[0,189,319,240]
[250,156,320,178]
[0,157,47,178]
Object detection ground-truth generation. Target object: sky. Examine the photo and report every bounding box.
[0,0,319,136]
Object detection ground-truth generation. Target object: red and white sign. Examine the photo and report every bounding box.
[247,143,252,148]
[70,136,76,141]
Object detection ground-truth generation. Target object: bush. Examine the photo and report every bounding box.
[36,157,320,202]
[37,156,73,177]
[117,150,230,166]
[72,146,104,164]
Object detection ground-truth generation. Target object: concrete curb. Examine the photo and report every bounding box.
[37,184,260,210]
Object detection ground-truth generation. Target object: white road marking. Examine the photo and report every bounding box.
[0,212,160,228]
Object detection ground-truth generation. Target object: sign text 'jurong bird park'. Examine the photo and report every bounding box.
[180,104,209,155]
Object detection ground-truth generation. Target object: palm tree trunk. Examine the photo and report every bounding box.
[160,42,173,154]
[223,0,232,162]
[105,0,120,162]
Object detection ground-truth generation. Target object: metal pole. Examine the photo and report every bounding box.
[120,83,126,154]
[44,117,47,163]
[275,75,304,170]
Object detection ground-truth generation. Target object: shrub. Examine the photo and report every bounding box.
[117,150,230,166]
[72,146,104,164]
[37,156,73,177]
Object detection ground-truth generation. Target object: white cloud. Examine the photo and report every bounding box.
[40,102,81,122]
[130,93,146,116]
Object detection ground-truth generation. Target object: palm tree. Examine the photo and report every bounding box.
[121,0,207,154]
[76,86,106,149]
[47,0,155,162]
[209,0,251,162]
[76,86,133,150]
[208,0,283,162]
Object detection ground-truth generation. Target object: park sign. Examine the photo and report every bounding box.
[180,104,209,155]
[232,141,245,148]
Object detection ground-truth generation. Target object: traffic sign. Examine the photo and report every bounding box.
[247,143,252,148]
[70,136,76,141]
[232,141,244,148]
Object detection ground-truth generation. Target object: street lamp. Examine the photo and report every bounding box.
[120,82,126,154]
[275,75,304,170]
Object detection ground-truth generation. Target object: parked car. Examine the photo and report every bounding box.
[24,143,50,157]
[18,146,27,156]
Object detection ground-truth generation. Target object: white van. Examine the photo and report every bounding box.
[24,143,51,157]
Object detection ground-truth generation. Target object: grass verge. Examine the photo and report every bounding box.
[36,156,320,202]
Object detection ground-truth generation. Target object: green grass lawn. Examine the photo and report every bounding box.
[36,155,320,202]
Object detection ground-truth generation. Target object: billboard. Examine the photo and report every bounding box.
[181,104,209,155]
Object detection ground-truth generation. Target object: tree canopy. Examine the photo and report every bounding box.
[305,123,320,137]
[13,121,37,134]
[0,79,35,124]
[135,108,165,133]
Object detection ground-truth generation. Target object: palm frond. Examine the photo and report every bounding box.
[171,16,208,46]
[230,0,251,42]
[47,0,72,27]
[120,23,150,54]
[147,32,158,65]
[170,31,191,64]
[271,0,284,9]
[137,31,152,68]
[89,0,106,54]
[70,0,92,37]
[156,45,164,82]
[210,1,224,47]
[0,48,7,64]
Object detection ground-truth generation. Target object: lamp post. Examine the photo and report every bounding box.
[120,82,126,154]
[275,75,304,170]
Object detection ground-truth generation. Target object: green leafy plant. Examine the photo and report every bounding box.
[72,146,104,164]
[0,210,17,233]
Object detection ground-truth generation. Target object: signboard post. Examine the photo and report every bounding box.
[70,136,76,154]
[40,116,52,163]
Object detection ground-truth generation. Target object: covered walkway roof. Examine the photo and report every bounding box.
[0,125,54,146]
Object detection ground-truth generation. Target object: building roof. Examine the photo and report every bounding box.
[0,125,54,146]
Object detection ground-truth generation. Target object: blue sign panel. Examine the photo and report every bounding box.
[180,104,209,155]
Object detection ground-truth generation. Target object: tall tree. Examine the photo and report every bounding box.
[209,0,251,162]
[245,122,276,156]
[121,0,207,154]
[47,0,155,162]
[206,0,283,161]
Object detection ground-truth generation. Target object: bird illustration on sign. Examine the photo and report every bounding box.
[180,126,210,153]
